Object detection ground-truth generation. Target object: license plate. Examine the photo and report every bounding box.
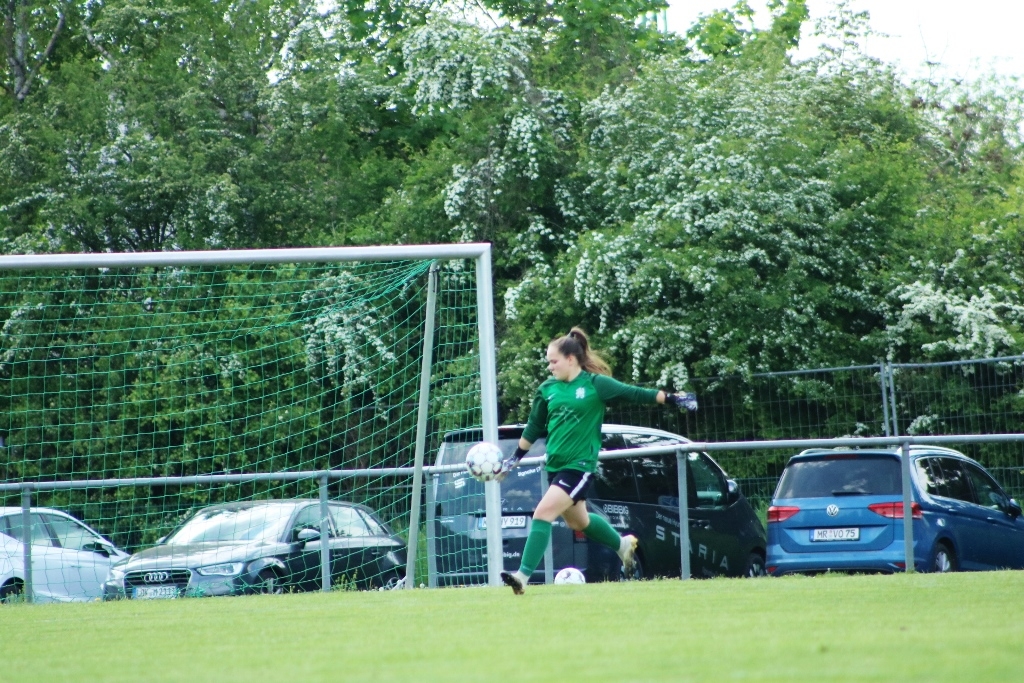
[478,515,527,530]
[811,527,860,542]
[133,585,179,600]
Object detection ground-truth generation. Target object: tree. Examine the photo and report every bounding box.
[500,52,927,412]
[1,0,73,102]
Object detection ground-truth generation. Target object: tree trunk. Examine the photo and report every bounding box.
[2,1,67,102]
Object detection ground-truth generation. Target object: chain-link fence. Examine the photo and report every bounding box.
[5,342,1024,602]
[607,356,1024,508]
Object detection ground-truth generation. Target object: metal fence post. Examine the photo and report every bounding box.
[20,484,33,603]
[879,362,891,437]
[541,468,553,585]
[426,474,438,588]
[405,263,438,589]
[319,474,331,592]
[887,363,900,437]
[676,449,690,581]
[900,441,915,573]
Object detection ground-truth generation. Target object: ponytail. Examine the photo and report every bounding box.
[553,327,611,376]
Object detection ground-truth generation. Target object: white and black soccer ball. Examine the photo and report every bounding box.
[465,442,504,482]
[553,567,586,585]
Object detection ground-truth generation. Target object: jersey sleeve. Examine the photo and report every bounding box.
[591,374,660,405]
[521,387,549,444]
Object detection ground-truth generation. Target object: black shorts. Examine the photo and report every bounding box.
[547,469,594,503]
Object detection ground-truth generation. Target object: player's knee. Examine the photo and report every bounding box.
[533,505,559,522]
[565,517,588,531]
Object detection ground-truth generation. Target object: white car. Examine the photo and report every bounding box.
[0,507,128,602]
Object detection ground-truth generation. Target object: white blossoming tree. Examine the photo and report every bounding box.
[502,51,927,408]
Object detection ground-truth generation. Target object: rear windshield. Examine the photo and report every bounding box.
[435,438,546,513]
[775,456,902,498]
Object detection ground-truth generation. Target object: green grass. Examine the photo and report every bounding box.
[2,572,1023,682]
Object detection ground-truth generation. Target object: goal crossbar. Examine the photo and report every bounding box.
[0,244,491,270]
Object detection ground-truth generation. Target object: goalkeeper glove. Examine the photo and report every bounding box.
[666,391,699,412]
[495,447,528,482]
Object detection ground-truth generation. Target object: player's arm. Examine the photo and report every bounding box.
[497,391,545,479]
[592,374,659,404]
[592,375,698,411]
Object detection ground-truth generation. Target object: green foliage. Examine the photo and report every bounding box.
[0,0,1023,455]
[685,1,756,57]
[502,54,926,409]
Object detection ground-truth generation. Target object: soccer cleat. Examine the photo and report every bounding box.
[500,571,526,595]
[618,534,639,577]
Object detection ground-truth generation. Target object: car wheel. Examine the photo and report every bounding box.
[1,579,24,603]
[255,569,283,595]
[744,552,767,578]
[382,575,405,590]
[931,542,958,573]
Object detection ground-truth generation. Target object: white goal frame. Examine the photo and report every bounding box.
[0,244,505,592]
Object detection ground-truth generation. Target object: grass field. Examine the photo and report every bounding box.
[3,572,1023,682]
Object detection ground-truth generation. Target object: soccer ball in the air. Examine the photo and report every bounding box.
[553,567,587,585]
[465,442,504,482]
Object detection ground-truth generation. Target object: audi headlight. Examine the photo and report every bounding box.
[107,564,127,583]
[195,562,244,577]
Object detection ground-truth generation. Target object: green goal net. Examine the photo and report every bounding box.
[0,247,493,602]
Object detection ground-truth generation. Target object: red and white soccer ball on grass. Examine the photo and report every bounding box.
[465,442,504,482]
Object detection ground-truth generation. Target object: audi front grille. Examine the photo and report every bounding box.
[124,569,192,590]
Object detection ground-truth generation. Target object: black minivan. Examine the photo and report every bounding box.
[427,424,767,585]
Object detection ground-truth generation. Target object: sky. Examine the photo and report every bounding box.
[665,0,1024,83]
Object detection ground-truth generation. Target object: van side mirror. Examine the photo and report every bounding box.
[727,480,741,505]
[1008,499,1022,519]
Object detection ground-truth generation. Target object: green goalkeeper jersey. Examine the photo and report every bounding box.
[521,371,660,473]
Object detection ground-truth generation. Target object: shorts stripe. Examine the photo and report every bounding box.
[569,472,591,499]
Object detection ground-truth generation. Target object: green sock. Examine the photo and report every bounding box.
[583,513,622,552]
[519,519,552,578]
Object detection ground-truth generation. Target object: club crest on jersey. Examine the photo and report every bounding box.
[575,387,586,399]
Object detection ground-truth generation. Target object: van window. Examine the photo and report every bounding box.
[602,432,627,451]
[963,462,1009,512]
[689,453,727,508]
[595,459,637,501]
[916,458,941,497]
[634,455,677,505]
[775,455,901,498]
[933,458,976,503]
[593,432,635,501]
[624,433,685,449]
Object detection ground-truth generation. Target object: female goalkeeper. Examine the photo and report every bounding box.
[499,327,697,595]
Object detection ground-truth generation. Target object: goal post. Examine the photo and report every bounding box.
[0,244,502,600]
